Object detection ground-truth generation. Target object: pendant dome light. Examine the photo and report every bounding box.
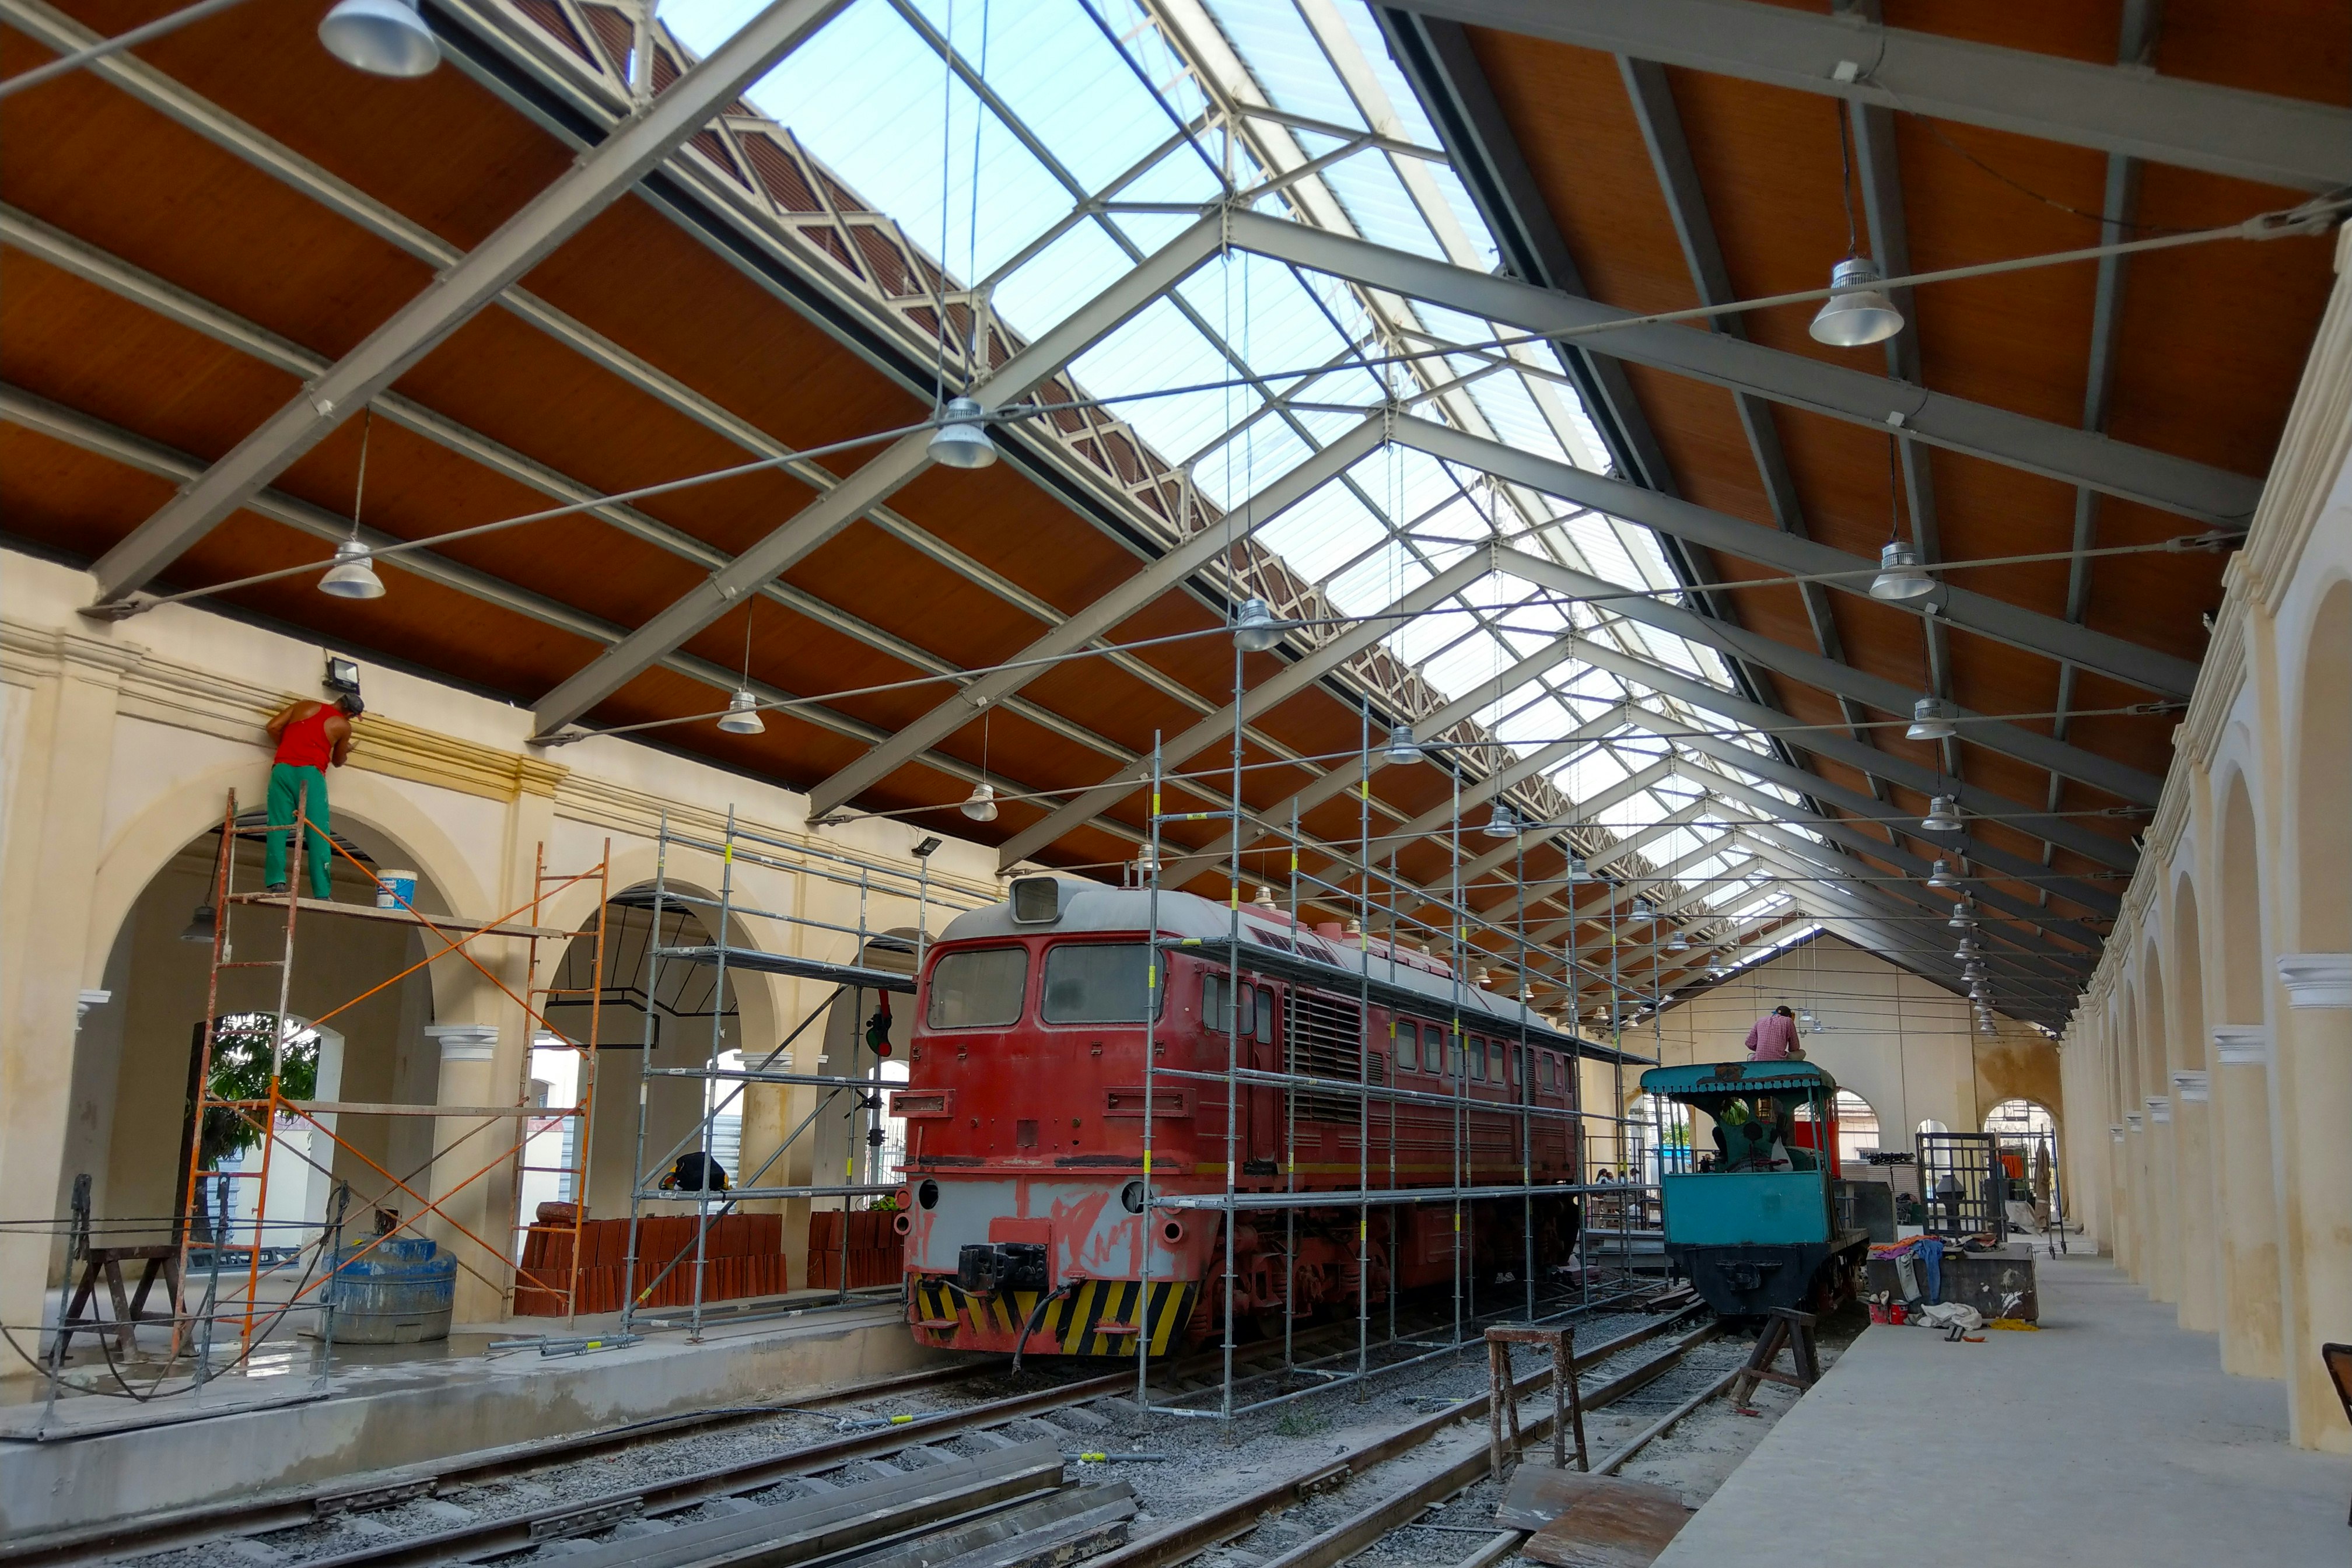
[1925,859,1958,891]
[319,539,386,600]
[1564,850,1589,880]
[1384,722,1424,765]
[1921,795,1962,834]
[1948,902,1977,930]
[716,690,766,735]
[1232,597,1287,653]
[1906,697,1957,741]
[178,902,218,945]
[1483,803,1518,839]
[959,782,999,822]
[319,0,441,77]
[716,598,764,734]
[1809,109,1903,348]
[1629,895,1657,921]
[1809,257,1905,347]
[927,396,996,469]
[1869,540,1934,601]
[1667,929,1689,953]
[1254,884,1278,909]
[1135,844,1160,877]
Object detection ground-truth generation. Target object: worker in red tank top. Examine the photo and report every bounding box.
[262,694,361,897]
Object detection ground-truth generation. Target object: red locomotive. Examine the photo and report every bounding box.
[890,877,1592,1357]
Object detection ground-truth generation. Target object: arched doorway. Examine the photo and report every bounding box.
[1796,1088,1880,1167]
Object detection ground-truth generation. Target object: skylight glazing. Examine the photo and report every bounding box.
[662,0,1820,962]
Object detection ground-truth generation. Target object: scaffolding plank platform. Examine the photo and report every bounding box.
[285,1101,584,1118]
[226,893,568,941]
[657,944,917,993]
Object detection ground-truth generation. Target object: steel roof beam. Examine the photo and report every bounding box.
[986,547,1490,868]
[1489,544,2161,803]
[1399,415,2200,698]
[82,0,853,606]
[1381,0,2350,192]
[1225,209,2259,526]
[528,213,1228,739]
[807,415,1385,830]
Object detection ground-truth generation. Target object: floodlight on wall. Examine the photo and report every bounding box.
[716,689,765,735]
[318,0,441,77]
[1921,796,1962,834]
[1384,722,1424,765]
[179,903,218,945]
[1231,597,1287,653]
[318,539,386,600]
[927,397,996,469]
[1483,804,1518,839]
[1925,859,1958,890]
[1868,541,1934,601]
[959,782,999,822]
[1906,697,1957,741]
[1808,257,1905,347]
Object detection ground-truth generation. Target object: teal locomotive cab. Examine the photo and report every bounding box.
[1640,1060,1868,1318]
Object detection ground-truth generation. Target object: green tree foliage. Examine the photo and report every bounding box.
[196,1014,318,1169]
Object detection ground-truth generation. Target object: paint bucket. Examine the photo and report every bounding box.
[375,869,418,909]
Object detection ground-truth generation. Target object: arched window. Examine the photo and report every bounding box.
[1915,1118,1950,1139]
[1626,1093,1690,1180]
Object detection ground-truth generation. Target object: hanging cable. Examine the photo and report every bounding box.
[1835,98,1863,261]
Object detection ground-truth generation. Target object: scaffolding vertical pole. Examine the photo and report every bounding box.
[1222,638,1242,1420]
[175,790,239,1366]
[1136,734,1162,1408]
[1351,701,1369,1384]
[620,813,668,1336]
[1449,764,1465,1350]
[244,781,312,1342]
[1517,831,1534,1326]
[687,811,737,1339]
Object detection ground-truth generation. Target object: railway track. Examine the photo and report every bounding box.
[28,1292,1703,1568]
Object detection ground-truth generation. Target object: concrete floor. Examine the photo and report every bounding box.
[1657,1254,2348,1567]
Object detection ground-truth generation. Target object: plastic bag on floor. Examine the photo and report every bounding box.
[1914,1301,1983,1332]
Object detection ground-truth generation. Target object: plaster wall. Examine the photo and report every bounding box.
[0,550,1009,1356]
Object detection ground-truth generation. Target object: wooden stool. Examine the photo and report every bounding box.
[56,1244,183,1357]
[1485,1324,1589,1480]
[1731,1306,1821,1409]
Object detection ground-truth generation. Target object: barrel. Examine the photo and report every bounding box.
[323,1237,457,1342]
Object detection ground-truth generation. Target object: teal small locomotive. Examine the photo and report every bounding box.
[1639,1060,1870,1318]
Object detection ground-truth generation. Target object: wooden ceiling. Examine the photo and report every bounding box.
[2,0,2341,1023]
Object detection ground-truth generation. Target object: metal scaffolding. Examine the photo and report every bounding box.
[1127,649,1672,1420]
[615,811,991,1339]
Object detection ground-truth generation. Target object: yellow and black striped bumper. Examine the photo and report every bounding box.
[911,1278,1194,1357]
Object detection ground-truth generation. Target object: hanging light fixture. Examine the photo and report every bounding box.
[1483,803,1518,839]
[1474,967,1493,989]
[1948,903,1977,930]
[1808,256,1904,347]
[319,0,441,77]
[1667,929,1689,953]
[1232,597,1287,653]
[1797,1009,1818,1028]
[1925,859,1958,891]
[1384,722,1424,765]
[927,397,996,468]
[318,538,386,600]
[1979,1019,1998,1036]
[1707,963,1727,979]
[1254,884,1277,909]
[959,782,999,822]
[1135,844,1160,877]
[1564,851,1589,880]
[716,690,766,735]
[178,903,218,945]
[1868,540,1934,601]
[1629,895,1657,920]
[1921,795,1962,834]
[1906,697,1957,742]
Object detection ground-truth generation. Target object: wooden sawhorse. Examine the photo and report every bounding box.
[1485,1324,1590,1480]
[55,1244,183,1357]
[1731,1306,1821,1410]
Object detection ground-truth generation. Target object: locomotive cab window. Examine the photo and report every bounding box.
[1043,943,1165,1024]
[1467,1037,1485,1081]
[926,946,1029,1028]
[1423,1022,1448,1078]
[1202,975,1273,1041]
[1395,1020,1418,1072]
[1488,1041,1507,1085]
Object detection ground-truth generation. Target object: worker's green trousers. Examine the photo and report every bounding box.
[265,764,334,898]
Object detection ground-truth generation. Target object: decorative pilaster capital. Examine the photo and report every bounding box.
[2277,953,2352,1009]
[2126,1114,2144,1133]
[54,630,146,681]
[2171,1071,2210,1104]
[2145,1096,2172,1124]
[2109,1125,2125,1144]
[2211,1026,2270,1066]
[426,1023,499,1062]
[74,989,111,1026]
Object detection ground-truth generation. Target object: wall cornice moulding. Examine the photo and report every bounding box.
[2237,222,2352,615]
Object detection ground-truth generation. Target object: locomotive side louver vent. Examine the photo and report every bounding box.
[1010,876,1061,924]
[1287,993,1365,1123]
